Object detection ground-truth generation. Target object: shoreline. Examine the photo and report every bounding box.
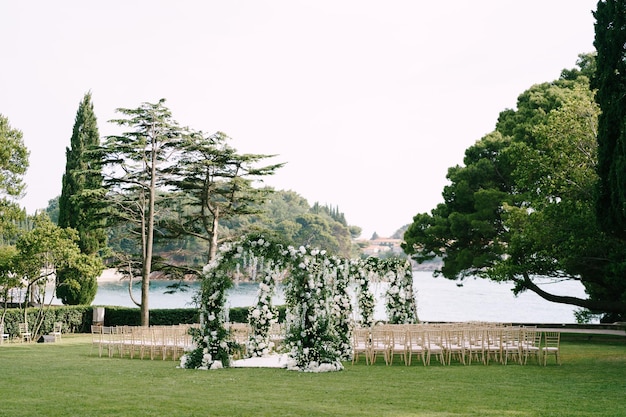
[97,268,202,283]
[98,268,125,283]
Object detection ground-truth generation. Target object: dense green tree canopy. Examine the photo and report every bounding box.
[403,56,626,320]
[0,114,29,199]
[0,244,20,306]
[250,190,359,258]
[0,114,29,240]
[14,213,103,306]
[593,0,626,238]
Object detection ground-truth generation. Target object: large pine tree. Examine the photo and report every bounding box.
[593,0,626,238]
[56,92,105,305]
[102,99,188,325]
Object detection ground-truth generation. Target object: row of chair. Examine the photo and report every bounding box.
[91,322,561,366]
[0,321,62,343]
[352,324,561,366]
[91,324,196,360]
[91,323,289,361]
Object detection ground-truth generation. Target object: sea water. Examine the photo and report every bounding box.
[90,271,589,324]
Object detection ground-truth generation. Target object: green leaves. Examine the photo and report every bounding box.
[58,92,107,256]
[0,115,29,241]
[403,56,626,318]
[0,213,103,305]
[594,0,626,238]
[0,114,29,199]
[165,130,285,261]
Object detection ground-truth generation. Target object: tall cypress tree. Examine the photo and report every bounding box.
[56,92,106,305]
[593,0,626,237]
[58,92,106,254]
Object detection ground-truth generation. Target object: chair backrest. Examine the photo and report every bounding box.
[522,328,541,347]
[230,324,250,344]
[406,329,425,350]
[370,328,390,349]
[19,322,29,333]
[425,330,443,347]
[91,325,103,342]
[543,331,560,348]
[352,328,370,350]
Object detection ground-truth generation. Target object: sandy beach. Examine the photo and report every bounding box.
[98,268,125,283]
[97,269,200,284]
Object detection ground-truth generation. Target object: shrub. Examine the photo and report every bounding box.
[0,304,287,338]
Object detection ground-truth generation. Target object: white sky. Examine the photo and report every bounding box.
[1,1,598,239]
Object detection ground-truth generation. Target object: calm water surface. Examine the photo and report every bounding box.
[90,271,588,323]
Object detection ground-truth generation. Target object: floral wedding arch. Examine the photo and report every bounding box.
[180,235,417,372]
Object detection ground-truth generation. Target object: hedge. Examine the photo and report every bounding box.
[1,305,287,339]
[1,305,92,339]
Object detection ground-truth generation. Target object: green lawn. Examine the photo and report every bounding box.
[1,334,625,417]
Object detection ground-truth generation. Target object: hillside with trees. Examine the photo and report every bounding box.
[47,189,362,268]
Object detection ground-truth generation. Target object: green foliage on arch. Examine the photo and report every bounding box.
[180,234,417,371]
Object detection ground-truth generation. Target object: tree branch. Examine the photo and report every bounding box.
[519,272,626,315]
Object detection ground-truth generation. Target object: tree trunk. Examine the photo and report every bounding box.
[140,139,158,326]
[208,206,219,262]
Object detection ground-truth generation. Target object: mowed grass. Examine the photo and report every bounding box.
[1,334,625,417]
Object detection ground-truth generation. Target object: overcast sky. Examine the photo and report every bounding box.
[1,1,598,239]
